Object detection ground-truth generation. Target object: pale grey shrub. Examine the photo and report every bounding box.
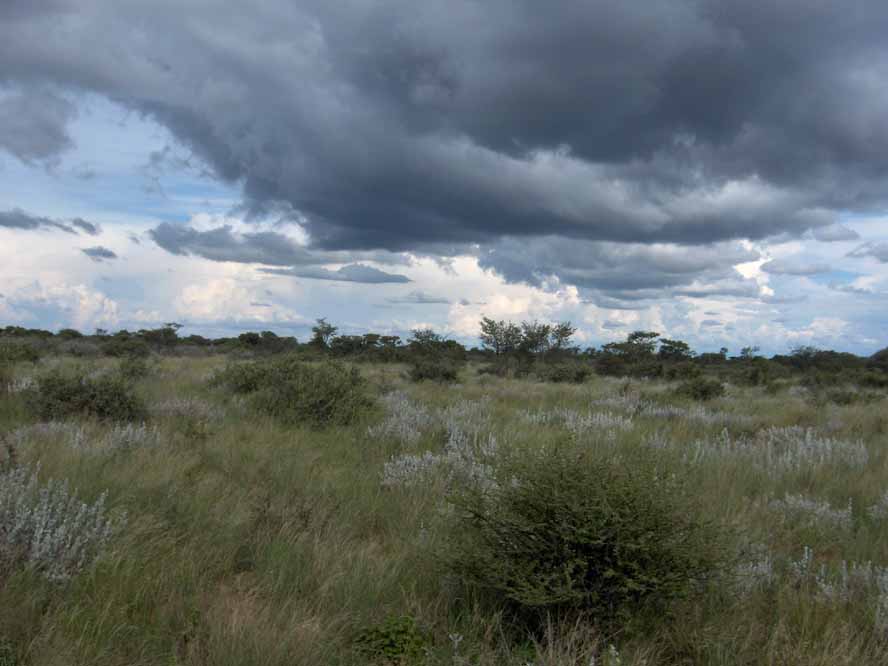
[0,466,123,581]
[770,493,853,532]
[10,422,87,450]
[368,392,491,445]
[733,544,776,596]
[867,491,888,521]
[366,391,436,445]
[682,427,868,474]
[520,407,633,438]
[150,397,224,422]
[789,546,888,628]
[5,375,36,394]
[101,423,161,451]
[382,428,498,492]
[10,421,160,453]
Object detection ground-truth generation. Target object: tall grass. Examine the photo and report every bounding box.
[0,355,886,664]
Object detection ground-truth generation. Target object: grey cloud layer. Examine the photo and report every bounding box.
[262,264,410,284]
[0,208,100,235]
[81,246,117,262]
[148,222,411,283]
[3,1,888,252]
[4,1,888,309]
[0,88,75,164]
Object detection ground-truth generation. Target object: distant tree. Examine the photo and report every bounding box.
[58,328,83,339]
[740,346,761,360]
[550,322,577,351]
[479,318,522,355]
[238,332,262,347]
[519,320,552,355]
[868,347,888,373]
[658,338,694,361]
[310,318,338,348]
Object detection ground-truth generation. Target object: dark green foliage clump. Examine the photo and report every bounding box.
[409,359,460,383]
[444,446,727,632]
[675,377,725,401]
[210,361,268,394]
[212,356,373,427]
[24,369,146,421]
[101,336,151,358]
[0,342,40,364]
[535,363,592,384]
[354,615,429,663]
[117,355,152,381]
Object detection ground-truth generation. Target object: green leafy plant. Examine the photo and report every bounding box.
[354,615,429,664]
[675,377,725,401]
[117,355,152,381]
[535,363,592,384]
[212,356,373,427]
[443,444,728,632]
[23,369,146,421]
[409,359,460,383]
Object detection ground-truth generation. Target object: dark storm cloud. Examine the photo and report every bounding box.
[262,264,410,284]
[4,1,888,305]
[477,236,758,298]
[149,223,319,266]
[0,208,101,235]
[4,2,888,250]
[81,246,117,262]
[0,88,76,165]
[148,222,412,283]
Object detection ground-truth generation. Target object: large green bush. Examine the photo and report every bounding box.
[444,445,727,632]
[0,341,40,364]
[675,377,725,401]
[534,362,591,384]
[408,359,460,383]
[212,356,373,427]
[23,369,146,421]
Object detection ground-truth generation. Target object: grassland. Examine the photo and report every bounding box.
[2,355,888,665]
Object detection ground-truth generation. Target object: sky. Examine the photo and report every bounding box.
[1,1,888,355]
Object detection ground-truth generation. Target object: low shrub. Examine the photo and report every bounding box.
[23,369,146,421]
[675,377,725,401]
[209,361,268,394]
[102,337,150,359]
[664,362,701,381]
[353,615,429,663]
[212,356,373,427]
[0,342,39,364]
[117,355,152,381]
[479,356,533,379]
[409,359,460,383]
[443,445,728,633]
[0,465,123,581]
[535,363,592,384]
[254,362,373,427]
[860,371,888,389]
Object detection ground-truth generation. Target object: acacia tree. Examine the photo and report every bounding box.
[520,321,552,355]
[550,322,577,351]
[310,318,338,348]
[479,318,522,355]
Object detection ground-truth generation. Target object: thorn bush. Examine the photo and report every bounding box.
[675,377,725,401]
[23,369,146,422]
[212,356,374,427]
[443,444,729,633]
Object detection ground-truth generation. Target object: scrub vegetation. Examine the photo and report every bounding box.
[1,321,887,664]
